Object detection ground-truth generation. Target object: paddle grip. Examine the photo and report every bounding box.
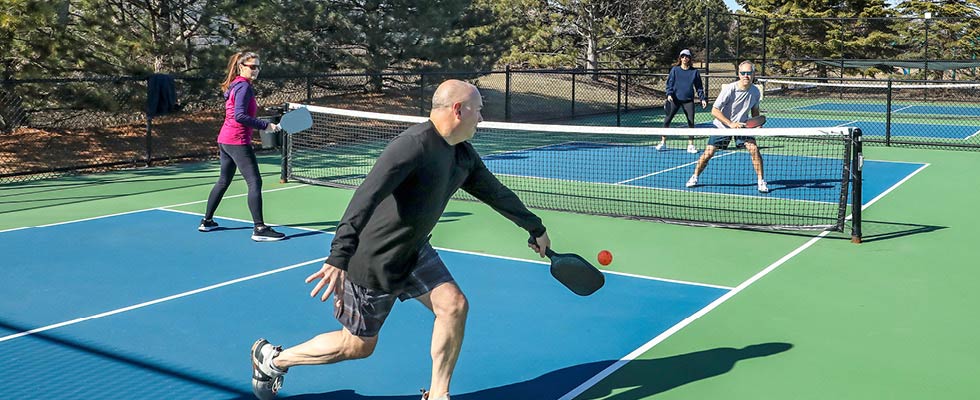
[528,235,556,258]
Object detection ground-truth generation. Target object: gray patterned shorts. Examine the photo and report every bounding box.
[334,243,454,337]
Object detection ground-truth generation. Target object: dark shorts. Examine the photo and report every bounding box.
[707,135,756,150]
[334,243,454,337]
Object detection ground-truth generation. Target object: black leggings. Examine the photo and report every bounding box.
[204,143,264,226]
[664,100,696,128]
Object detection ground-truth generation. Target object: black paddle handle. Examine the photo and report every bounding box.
[528,235,556,258]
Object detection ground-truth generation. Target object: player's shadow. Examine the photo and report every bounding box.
[439,211,472,223]
[205,226,253,232]
[766,178,839,191]
[279,342,792,400]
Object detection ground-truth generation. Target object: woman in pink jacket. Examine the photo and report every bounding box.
[198,51,285,241]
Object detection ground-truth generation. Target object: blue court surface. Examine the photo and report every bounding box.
[760,117,980,140]
[0,210,729,399]
[799,102,980,117]
[484,143,925,206]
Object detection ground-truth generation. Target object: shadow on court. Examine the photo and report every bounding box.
[439,211,472,224]
[0,167,282,215]
[842,219,947,243]
[730,219,946,244]
[0,319,251,398]
[2,314,789,400]
[276,343,793,400]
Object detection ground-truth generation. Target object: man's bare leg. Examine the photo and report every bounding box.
[416,282,468,399]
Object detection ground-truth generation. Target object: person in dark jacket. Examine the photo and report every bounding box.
[658,49,707,153]
[249,80,552,400]
[199,51,285,241]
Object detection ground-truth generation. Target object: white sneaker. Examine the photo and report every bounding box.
[686,176,698,188]
[758,180,769,193]
[686,144,698,153]
[655,142,666,151]
[421,389,450,400]
[251,339,286,400]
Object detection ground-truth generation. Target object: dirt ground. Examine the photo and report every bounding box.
[0,92,420,183]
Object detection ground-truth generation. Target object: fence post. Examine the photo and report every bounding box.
[761,17,768,76]
[624,70,630,112]
[885,78,892,146]
[505,65,512,122]
[145,116,153,167]
[704,10,712,94]
[418,72,426,116]
[306,75,312,102]
[616,72,622,126]
[571,70,577,116]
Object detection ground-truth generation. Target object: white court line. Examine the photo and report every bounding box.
[2,206,732,343]
[0,256,326,343]
[617,151,739,185]
[558,162,930,400]
[441,247,733,291]
[10,160,927,352]
[0,184,308,233]
[857,163,929,212]
[160,209,733,291]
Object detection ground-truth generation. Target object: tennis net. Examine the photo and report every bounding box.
[283,103,861,236]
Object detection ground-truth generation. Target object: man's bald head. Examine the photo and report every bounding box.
[431,80,478,110]
[429,79,483,145]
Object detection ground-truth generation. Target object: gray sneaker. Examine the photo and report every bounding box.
[251,339,285,400]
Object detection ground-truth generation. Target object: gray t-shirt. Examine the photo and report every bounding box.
[712,82,761,129]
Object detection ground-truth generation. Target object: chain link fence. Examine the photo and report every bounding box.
[3,69,978,184]
[757,77,980,149]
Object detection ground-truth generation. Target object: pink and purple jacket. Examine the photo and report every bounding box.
[217,76,270,145]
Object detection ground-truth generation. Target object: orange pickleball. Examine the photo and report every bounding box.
[597,250,613,266]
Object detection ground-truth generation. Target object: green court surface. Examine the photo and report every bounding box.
[3,147,979,399]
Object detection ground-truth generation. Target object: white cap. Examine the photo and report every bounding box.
[679,49,692,57]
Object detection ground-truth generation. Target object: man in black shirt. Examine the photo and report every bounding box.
[250,80,552,400]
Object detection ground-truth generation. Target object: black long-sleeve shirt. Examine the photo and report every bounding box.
[325,121,547,292]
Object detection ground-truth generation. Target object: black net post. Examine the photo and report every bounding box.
[279,103,289,184]
[851,128,863,244]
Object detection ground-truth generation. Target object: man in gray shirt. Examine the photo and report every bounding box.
[686,61,769,193]
[250,80,552,400]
